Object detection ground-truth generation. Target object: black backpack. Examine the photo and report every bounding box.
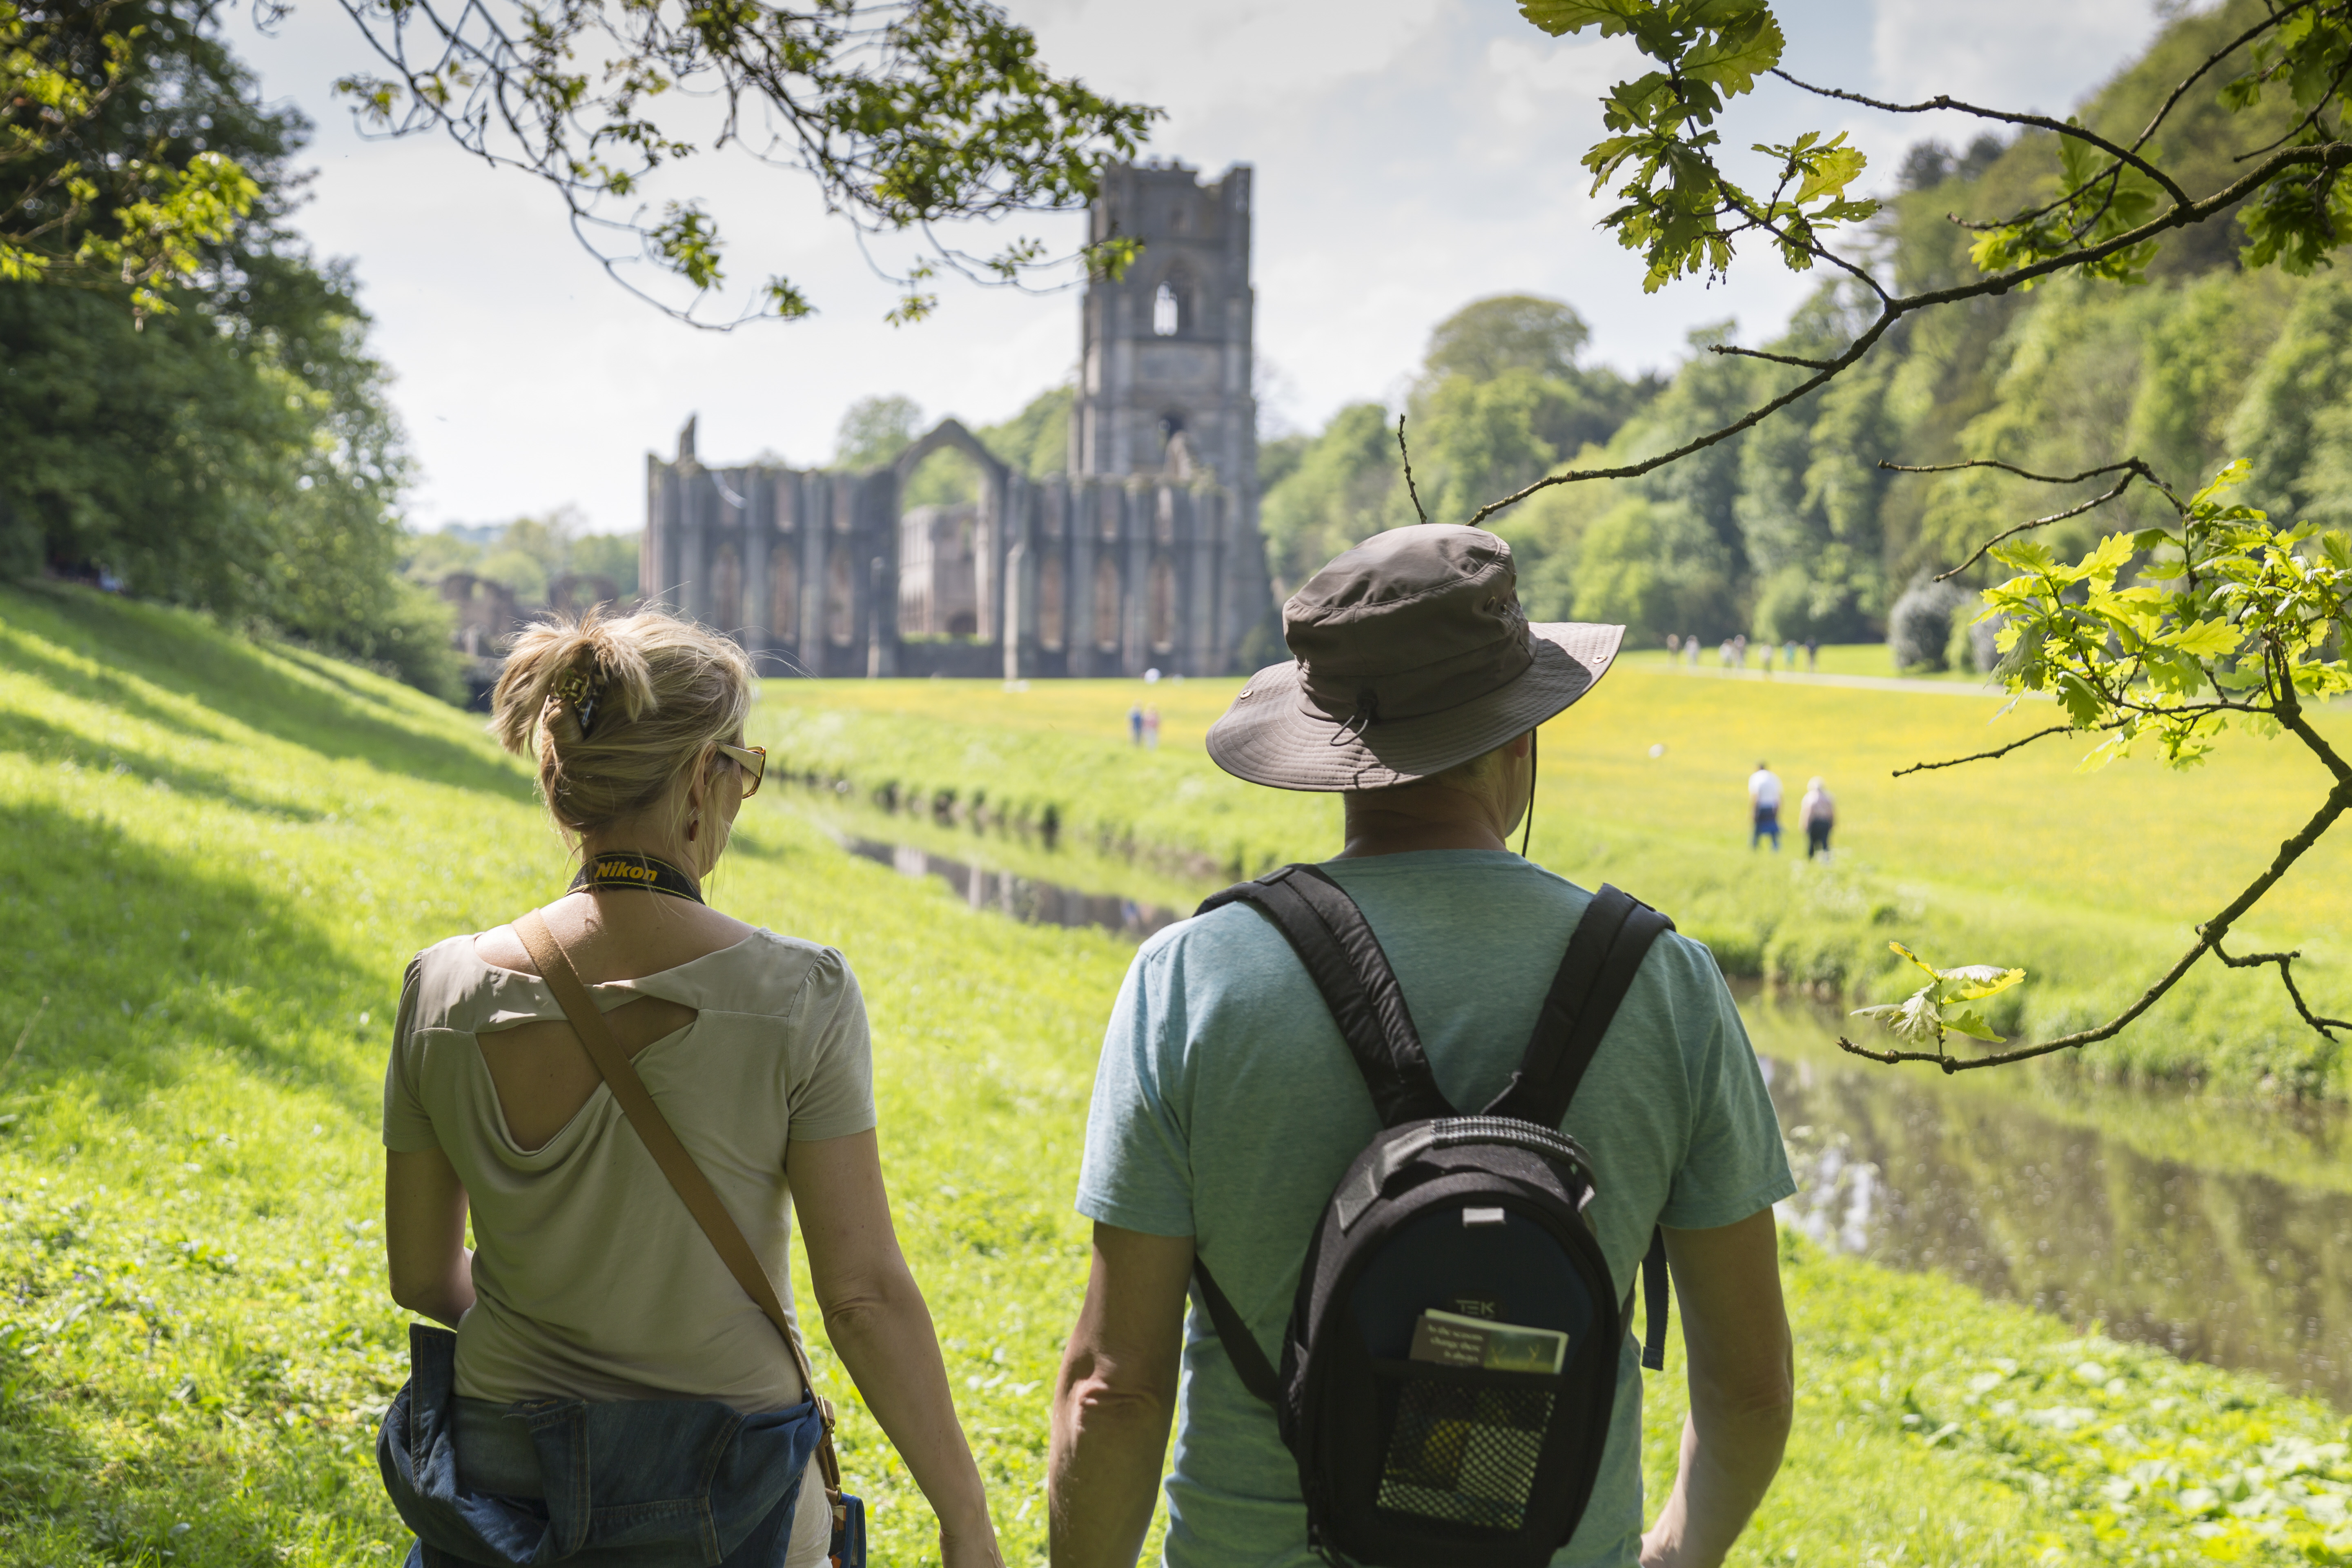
[1188,864,1676,1568]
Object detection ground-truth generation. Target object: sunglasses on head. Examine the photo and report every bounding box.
[715,742,766,798]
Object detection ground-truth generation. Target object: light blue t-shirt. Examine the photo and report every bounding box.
[1076,850,1795,1568]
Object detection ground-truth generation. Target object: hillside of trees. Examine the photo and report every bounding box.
[1252,0,2350,666]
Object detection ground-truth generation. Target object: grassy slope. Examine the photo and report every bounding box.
[7,584,2352,1566]
[759,670,2352,1094]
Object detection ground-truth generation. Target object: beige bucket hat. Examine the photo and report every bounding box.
[1207,524,1625,791]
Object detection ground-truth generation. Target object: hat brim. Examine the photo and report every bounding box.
[1206,622,1627,791]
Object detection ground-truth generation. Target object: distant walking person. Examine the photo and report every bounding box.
[377,607,1004,1568]
[1802,777,1835,860]
[1804,638,1819,673]
[1142,705,1160,751]
[1749,761,1783,851]
[1128,703,1144,747]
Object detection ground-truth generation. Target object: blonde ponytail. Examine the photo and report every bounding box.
[490,606,754,838]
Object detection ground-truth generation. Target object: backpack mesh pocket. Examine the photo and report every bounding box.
[1372,1361,1559,1532]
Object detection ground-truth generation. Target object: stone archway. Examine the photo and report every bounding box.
[892,419,1011,646]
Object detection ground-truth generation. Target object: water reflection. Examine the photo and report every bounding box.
[1764,1048,2352,1405]
[841,836,1181,942]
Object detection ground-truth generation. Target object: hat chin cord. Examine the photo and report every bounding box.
[1521,727,1538,858]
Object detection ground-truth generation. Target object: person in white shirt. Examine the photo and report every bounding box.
[1802,777,1835,859]
[1748,763,1784,851]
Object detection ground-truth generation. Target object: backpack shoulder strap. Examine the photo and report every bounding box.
[1480,884,1680,1373]
[1481,883,1675,1128]
[1196,864,1454,1128]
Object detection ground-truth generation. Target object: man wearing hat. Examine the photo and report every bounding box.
[1047,526,1796,1568]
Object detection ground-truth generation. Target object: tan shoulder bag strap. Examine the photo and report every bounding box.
[513,909,847,1502]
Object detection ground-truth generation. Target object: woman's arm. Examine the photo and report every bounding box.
[788,1130,1002,1568]
[385,1147,475,1326]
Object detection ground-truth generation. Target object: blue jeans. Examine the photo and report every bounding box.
[1752,809,1781,850]
[379,1323,826,1567]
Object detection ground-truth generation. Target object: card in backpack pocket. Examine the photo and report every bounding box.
[1408,1309,1569,1376]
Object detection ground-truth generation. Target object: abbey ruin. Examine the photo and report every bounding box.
[640,161,1274,679]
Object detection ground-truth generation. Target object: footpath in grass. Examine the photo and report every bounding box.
[759,673,2352,1096]
[6,582,2352,1566]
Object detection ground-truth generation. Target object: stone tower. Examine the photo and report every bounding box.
[642,157,1275,681]
[1077,162,1258,506]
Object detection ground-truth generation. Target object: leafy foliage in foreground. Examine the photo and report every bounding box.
[1987,463,2352,771]
[1,0,256,316]
[1847,463,2352,1071]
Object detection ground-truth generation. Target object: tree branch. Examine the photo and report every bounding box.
[1397,414,1429,526]
[2213,938,2352,1038]
[1915,463,2169,580]
[1768,70,2192,208]
[1709,343,1836,371]
[1839,775,2352,1072]
[1889,723,2092,776]
[1466,140,2352,526]
[2127,3,2309,157]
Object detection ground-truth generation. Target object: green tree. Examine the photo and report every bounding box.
[0,7,454,696]
[1423,295,1592,383]
[978,384,1076,477]
[8,0,1156,327]
[1568,498,1734,643]
[1258,403,1399,595]
[1510,0,2352,1069]
[1,0,257,316]
[834,394,924,470]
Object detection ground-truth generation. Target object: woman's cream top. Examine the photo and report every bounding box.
[383,928,876,1412]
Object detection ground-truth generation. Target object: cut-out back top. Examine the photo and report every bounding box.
[383,928,876,1412]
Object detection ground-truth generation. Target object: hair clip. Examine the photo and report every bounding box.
[552,668,602,738]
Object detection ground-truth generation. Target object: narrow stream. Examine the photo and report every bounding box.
[835,831,2352,1405]
[839,835,1183,941]
[1765,1045,2352,1405]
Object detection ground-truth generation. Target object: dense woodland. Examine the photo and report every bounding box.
[1241,0,2352,664]
[7,0,2352,686]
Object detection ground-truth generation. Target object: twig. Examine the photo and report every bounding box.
[1768,71,2192,208]
[1891,723,2088,776]
[1708,344,1837,371]
[1397,414,1429,525]
[1466,138,2352,527]
[0,998,49,1085]
[2213,938,2352,1039]
[1839,775,2352,1072]
[1873,457,2177,580]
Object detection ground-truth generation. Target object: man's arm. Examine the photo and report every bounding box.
[1642,1207,1794,1568]
[1049,1223,1194,1568]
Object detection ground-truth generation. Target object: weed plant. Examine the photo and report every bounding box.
[5,583,2352,1565]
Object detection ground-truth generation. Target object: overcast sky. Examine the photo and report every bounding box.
[232,0,2169,535]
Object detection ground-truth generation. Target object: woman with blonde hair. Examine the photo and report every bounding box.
[377,606,1001,1568]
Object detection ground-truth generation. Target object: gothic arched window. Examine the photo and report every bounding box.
[772,549,799,640]
[714,543,742,635]
[1153,281,1183,336]
[1148,557,1177,654]
[1038,554,1066,651]
[1095,556,1122,651]
[827,550,855,646]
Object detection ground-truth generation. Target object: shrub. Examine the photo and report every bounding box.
[1887,578,1971,671]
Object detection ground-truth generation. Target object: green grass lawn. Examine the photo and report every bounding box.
[10,581,2352,1566]
[1615,641,1982,681]
[757,668,2352,1096]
